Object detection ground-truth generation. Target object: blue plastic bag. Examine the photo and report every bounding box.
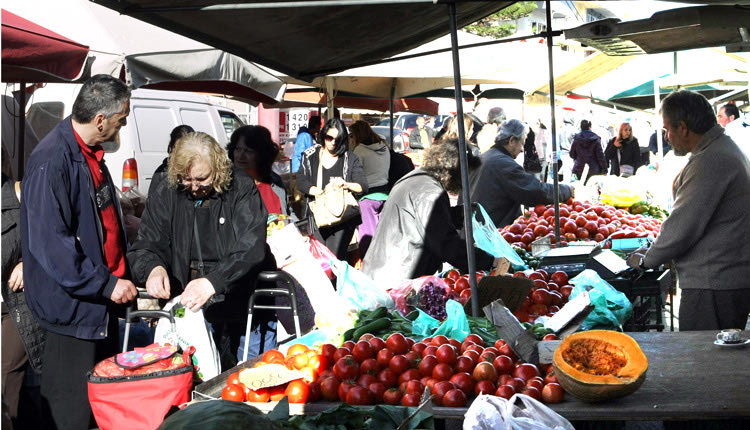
[411,300,470,342]
[472,203,525,266]
[332,259,394,311]
[569,269,633,331]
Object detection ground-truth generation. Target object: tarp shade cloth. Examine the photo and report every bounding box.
[1,9,89,82]
[90,0,515,81]
[4,0,285,105]
[272,91,439,115]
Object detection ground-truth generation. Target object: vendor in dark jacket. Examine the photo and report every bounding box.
[469,119,574,229]
[362,139,495,289]
[604,122,641,177]
[296,118,368,260]
[128,132,268,356]
[569,119,606,183]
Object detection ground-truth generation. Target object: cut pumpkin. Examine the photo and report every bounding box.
[552,330,648,402]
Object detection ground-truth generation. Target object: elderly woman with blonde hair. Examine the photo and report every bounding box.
[128,132,269,358]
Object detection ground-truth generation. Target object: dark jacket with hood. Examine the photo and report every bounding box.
[362,170,494,289]
[469,144,573,229]
[20,117,128,340]
[569,129,606,181]
[604,137,641,176]
[128,168,268,300]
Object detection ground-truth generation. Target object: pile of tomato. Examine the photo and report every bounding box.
[510,269,574,325]
[442,269,483,306]
[221,333,565,407]
[502,200,662,252]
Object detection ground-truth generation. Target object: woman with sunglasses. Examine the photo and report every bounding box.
[296,118,368,260]
[128,132,268,361]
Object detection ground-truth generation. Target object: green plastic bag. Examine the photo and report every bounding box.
[569,269,633,331]
[411,300,470,341]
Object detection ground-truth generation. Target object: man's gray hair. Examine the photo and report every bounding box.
[495,119,528,146]
[487,107,506,125]
[660,90,716,134]
[72,74,131,123]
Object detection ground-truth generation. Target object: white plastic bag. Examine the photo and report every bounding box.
[153,296,221,381]
[464,394,574,430]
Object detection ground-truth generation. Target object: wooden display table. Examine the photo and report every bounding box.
[194,330,750,421]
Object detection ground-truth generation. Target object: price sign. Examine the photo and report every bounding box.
[238,364,304,390]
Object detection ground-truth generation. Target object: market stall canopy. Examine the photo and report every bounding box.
[89,0,515,81]
[283,33,563,99]
[1,9,90,82]
[271,90,439,115]
[563,4,750,56]
[3,0,285,104]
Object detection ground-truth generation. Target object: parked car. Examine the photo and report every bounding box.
[376,113,447,151]
[371,125,405,152]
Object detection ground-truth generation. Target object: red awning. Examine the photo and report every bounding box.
[276,91,439,115]
[1,9,89,82]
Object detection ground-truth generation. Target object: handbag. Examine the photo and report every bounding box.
[308,149,360,228]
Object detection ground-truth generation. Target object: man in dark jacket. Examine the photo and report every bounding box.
[20,74,138,430]
[469,119,574,229]
[569,119,606,183]
[408,116,435,150]
[362,139,494,289]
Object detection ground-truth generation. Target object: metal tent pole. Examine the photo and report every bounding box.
[448,2,478,317]
[545,1,560,243]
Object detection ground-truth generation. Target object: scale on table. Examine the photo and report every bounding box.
[538,243,629,279]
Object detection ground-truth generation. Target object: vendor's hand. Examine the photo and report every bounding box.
[181,278,216,312]
[626,249,647,270]
[110,279,138,304]
[146,266,171,299]
[9,262,23,291]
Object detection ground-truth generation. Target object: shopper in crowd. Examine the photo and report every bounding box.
[296,118,368,260]
[362,138,495,289]
[522,124,541,177]
[627,90,750,330]
[2,173,46,429]
[535,120,550,182]
[408,116,435,151]
[718,102,747,151]
[350,120,391,194]
[20,74,138,430]
[717,102,740,128]
[129,132,268,360]
[604,122,642,177]
[291,115,321,173]
[569,119,606,183]
[469,119,574,229]
[649,129,671,156]
[476,106,506,153]
[149,124,194,195]
[436,114,479,155]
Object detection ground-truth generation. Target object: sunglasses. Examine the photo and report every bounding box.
[179,176,213,192]
[324,134,336,142]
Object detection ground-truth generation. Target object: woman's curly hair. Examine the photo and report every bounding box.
[167,132,233,193]
[421,138,481,194]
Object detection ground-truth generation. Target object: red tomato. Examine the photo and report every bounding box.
[508,377,526,393]
[419,354,439,377]
[524,386,542,401]
[269,384,287,401]
[342,341,356,351]
[333,355,359,381]
[411,342,427,357]
[513,363,541,381]
[449,372,475,396]
[401,392,421,407]
[346,385,372,405]
[436,344,458,365]
[262,349,285,363]
[333,347,352,362]
[360,358,380,375]
[404,379,425,396]
[496,384,515,400]
[351,341,374,362]
[479,350,497,363]
[442,388,467,407]
[221,384,245,402]
[474,380,496,396]
[307,354,327,375]
[492,355,514,375]
[399,368,422,385]
[498,343,518,361]
[432,363,454,381]
[320,377,340,401]
[544,369,559,385]
[526,378,544,392]
[462,350,479,364]
[377,368,398,388]
[383,388,403,405]
[307,381,322,403]
[368,382,386,403]
[284,379,309,404]
[454,277,470,293]
[389,354,410,375]
[317,344,337,363]
[463,334,483,347]
[246,387,270,403]
[432,381,456,406]
[368,336,386,352]
[386,333,409,355]
[358,373,377,388]
[445,269,460,281]
[455,356,474,374]
[541,382,565,403]
[422,345,438,358]
[376,348,394,367]
[431,335,449,346]
[338,380,357,401]
[472,362,497,382]
[226,371,242,387]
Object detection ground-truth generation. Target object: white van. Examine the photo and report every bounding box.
[24,86,245,193]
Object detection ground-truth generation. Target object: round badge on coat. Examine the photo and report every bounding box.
[219,217,225,225]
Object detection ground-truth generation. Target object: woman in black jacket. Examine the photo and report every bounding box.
[604,122,641,177]
[296,119,368,260]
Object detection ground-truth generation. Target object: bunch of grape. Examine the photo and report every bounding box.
[419,280,449,320]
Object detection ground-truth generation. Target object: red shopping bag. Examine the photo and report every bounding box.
[88,344,195,430]
[309,236,337,280]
